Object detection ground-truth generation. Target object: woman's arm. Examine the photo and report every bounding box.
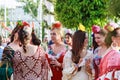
[62,51,78,80]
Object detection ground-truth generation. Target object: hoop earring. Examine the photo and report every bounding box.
[111,41,118,49]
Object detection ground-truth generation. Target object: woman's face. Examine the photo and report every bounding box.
[65,35,72,45]
[84,33,88,47]
[50,29,61,43]
[94,34,105,46]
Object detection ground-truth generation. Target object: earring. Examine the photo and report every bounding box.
[111,41,118,49]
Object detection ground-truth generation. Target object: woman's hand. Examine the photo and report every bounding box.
[50,59,62,67]
[77,58,83,66]
[85,59,92,75]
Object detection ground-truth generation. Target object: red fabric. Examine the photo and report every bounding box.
[46,52,65,80]
[104,78,110,80]
[93,58,101,80]
[99,50,115,76]
[99,50,120,80]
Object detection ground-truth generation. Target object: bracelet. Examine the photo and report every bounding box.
[76,64,80,68]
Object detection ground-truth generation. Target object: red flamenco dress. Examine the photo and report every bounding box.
[46,49,66,80]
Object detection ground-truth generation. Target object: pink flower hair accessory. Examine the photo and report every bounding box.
[92,25,101,33]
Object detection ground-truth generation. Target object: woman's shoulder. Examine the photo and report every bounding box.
[93,47,101,56]
[3,46,14,52]
[84,50,93,59]
[64,50,72,58]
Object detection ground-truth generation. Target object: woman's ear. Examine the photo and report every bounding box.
[111,36,115,42]
[84,39,88,47]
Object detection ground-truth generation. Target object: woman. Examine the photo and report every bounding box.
[62,30,93,80]
[13,22,50,80]
[98,27,120,80]
[46,21,67,80]
[0,21,41,80]
[0,22,21,80]
[65,33,72,50]
[92,25,107,80]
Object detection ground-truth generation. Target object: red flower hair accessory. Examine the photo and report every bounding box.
[92,25,100,33]
[22,21,30,27]
[17,20,30,28]
[52,21,62,29]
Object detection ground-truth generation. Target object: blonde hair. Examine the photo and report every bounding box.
[51,27,64,39]
[51,21,64,39]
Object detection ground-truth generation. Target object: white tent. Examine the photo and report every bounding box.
[0,0,24,8]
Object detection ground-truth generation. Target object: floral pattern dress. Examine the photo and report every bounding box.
[13,46,50,80]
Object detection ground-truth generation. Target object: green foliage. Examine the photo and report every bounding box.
[108,0,120,18]
[42,4,55,15]
[47,0,56,4]
[0,8,4,20]
[19,0,40,17]
[55,0,109,29]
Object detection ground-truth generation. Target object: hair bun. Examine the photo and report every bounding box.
[92,25,100,33]
[52,21,62,29]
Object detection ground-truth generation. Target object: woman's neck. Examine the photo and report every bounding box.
[55,41,64,46]
[68,43,72,47]
[12,40,19,44]
[100,44,107,49]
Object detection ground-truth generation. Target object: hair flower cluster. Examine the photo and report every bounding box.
[92,25,100,33]
[52,21,62,29]
[78,23,85,31]
[17,20,30,28]
[104,22,118,32]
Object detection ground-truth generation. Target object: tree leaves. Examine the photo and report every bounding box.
[19,0,40,17]
[0,8,4,20]
[55,0,109,29]
[108,0,120,18]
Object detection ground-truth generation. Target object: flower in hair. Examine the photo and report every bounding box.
[17,20,30,27]
[22,21,30,27]
[92,25,100,33]
[17,20,23,26]
[78,23,86,31]
[65,29,72,34]
[52,21,62,29]
[104,22,118,32]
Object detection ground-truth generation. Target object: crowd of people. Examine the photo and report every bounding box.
[0,21,120,80]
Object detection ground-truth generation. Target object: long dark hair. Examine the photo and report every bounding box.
[18,27,31,53]
[10,24,21,42]
[65,33,72,38]
[31,29,41,46]
[92,34,98,52]
[17,21,32,53]
[72,30,86,64]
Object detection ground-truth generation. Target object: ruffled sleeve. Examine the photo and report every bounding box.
[62,51,77,80]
